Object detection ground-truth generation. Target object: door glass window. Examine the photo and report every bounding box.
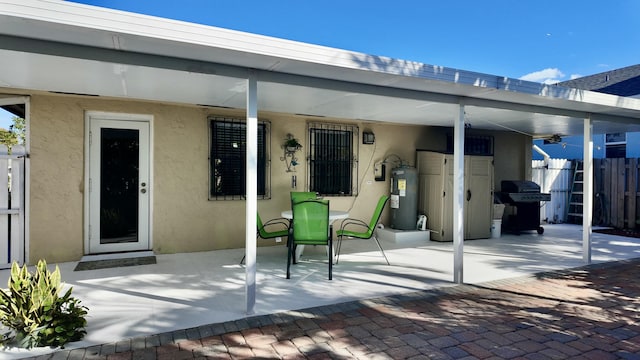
[100,128,139,243]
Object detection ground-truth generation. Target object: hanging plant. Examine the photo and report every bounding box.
[281,134,302,172]
[283,134,302,153]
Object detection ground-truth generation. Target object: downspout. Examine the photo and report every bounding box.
[533,144,550,166]
[532,144,550,222]
[532,144,549,192]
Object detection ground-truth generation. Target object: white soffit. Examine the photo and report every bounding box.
[0,49,246,107]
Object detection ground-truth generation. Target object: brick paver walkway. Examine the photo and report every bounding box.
[24,259,640,359]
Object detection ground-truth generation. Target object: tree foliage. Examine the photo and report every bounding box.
[0,116,25,150]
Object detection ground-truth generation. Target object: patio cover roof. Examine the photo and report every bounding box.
[2,0,640,315]
[2,0,640,136]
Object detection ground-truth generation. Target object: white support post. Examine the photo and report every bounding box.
[582,115,593,264]
[453,103,465,284]
[245,72,258,315]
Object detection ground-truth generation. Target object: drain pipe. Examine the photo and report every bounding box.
[533,144,550,167]
[532,144,550,194]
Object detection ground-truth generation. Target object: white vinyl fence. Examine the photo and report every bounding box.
[532,158,573,224]
[0,144,25,269]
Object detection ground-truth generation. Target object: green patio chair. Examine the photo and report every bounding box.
[336,195,390,265]
[290,191,317,205]
[240,213,290,264]
[286,198,333,280]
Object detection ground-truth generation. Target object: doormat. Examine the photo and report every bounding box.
[74,256,156,271]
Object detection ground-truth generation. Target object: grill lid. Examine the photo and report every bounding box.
[501,180,541,193]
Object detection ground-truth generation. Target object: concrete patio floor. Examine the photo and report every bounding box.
[2,223,640,358]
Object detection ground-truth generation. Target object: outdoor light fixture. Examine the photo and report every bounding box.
[363,131,375,144]
[544,134,562,144]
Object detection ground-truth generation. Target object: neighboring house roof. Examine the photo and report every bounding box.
[559,64,640,97]
[535,65,640,160]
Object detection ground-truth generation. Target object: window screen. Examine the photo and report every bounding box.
[209,117,269,200]
[605,133,626,158]
[308,123,358,196]
[606,144,626,158]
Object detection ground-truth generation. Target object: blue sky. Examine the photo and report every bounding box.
[66,0,639,82]
[2,0,638,128]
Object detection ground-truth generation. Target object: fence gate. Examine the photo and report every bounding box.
[0,145,25,269]
[592,158,640,229]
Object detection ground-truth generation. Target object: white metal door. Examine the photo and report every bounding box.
[88,115,150,254]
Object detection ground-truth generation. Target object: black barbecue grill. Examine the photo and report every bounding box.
[497,180,551,234]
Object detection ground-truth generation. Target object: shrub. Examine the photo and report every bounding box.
[0,260,88,349]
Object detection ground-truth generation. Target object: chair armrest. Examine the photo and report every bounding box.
[338,218,370,232]
[258,218,291,238]
[262,218,291,229]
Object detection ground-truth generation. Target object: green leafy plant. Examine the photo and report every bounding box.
[0,260,88,349]
[283,134,302,151]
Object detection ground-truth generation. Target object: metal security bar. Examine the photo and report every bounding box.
[308,122,358,196]
[209,117,270,200]
[446,134,494,156]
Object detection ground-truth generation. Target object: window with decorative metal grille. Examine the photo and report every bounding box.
[308,123,358,196]
[209,117,270,200]
[446,134,494,156]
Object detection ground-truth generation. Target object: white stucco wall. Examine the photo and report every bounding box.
[18,92,529,263]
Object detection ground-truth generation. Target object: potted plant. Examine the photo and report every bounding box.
[283,134,302,153]
[0,260,88,349]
